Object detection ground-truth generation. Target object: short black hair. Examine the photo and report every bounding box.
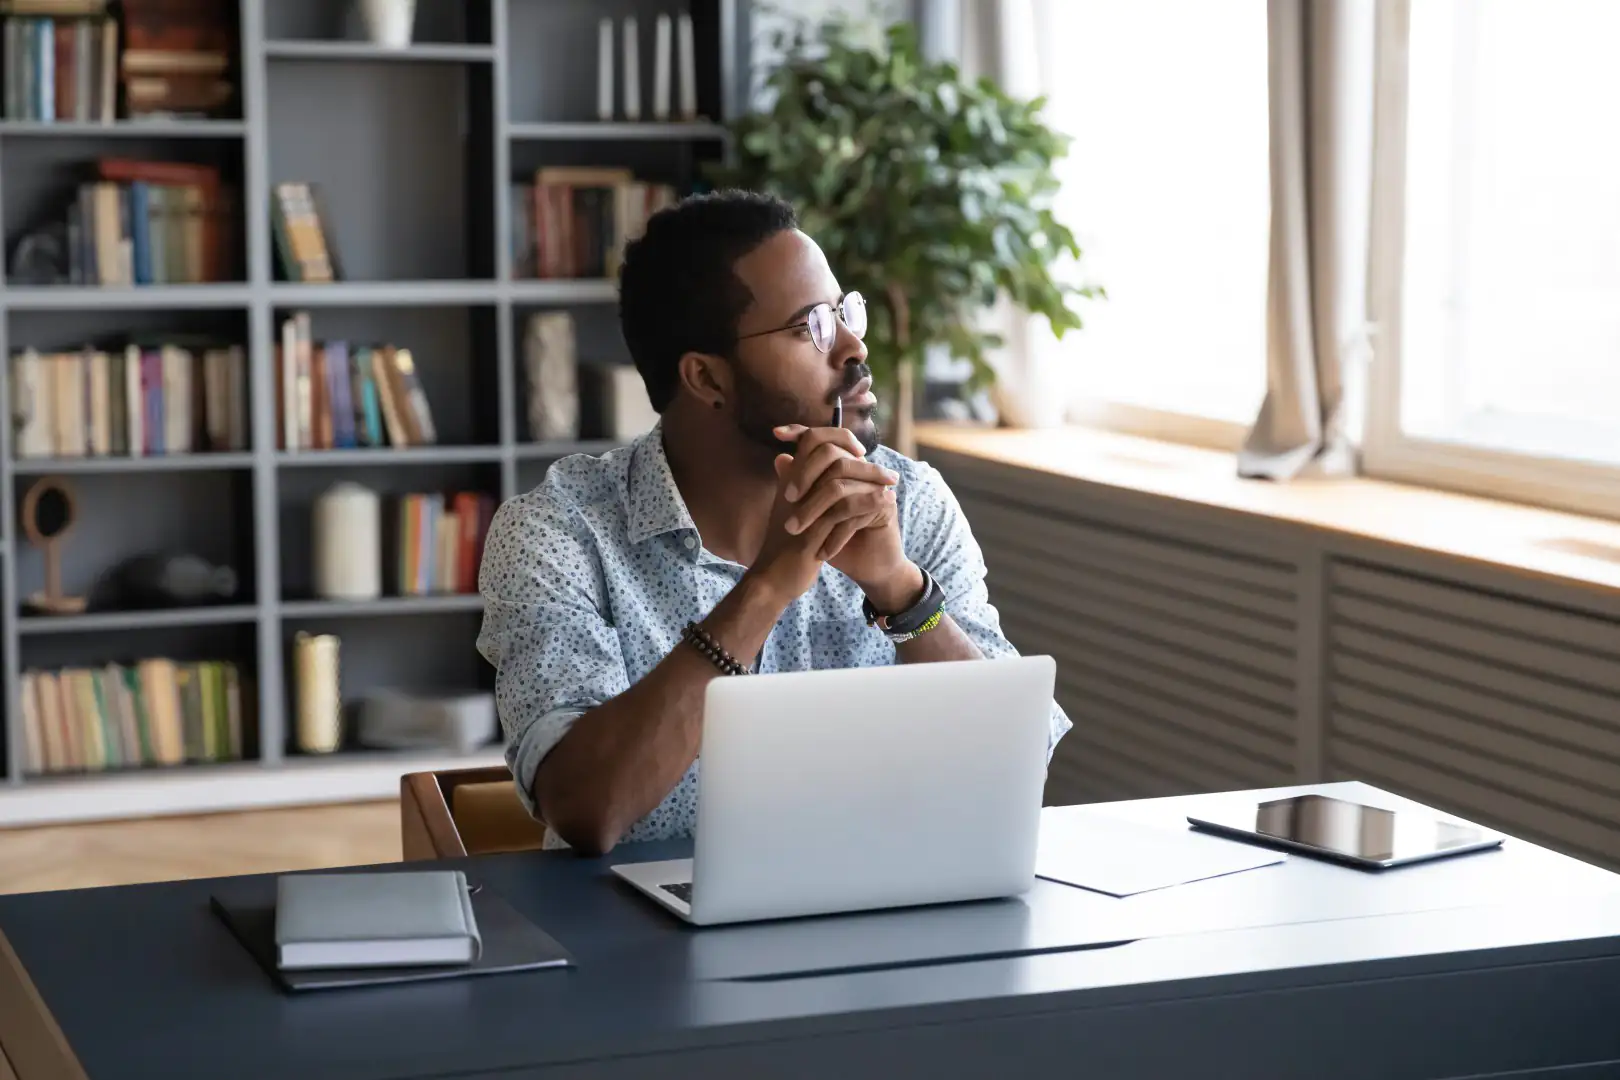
[618,188,798,412]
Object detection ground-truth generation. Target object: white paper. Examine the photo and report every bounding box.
[1036,811,1286,898]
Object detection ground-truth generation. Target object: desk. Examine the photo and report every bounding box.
[4,781,1620,1080]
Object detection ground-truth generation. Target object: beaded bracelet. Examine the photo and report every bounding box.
[682,621,749,676]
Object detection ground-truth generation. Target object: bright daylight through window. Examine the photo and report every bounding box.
[1042,0,1270,429]
[1393,0,1620,469]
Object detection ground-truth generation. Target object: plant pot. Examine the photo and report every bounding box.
[358,0,416,48]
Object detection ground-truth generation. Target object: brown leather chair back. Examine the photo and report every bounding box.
[400,765,547,860]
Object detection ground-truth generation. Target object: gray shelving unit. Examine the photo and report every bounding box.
[0,0,740,813]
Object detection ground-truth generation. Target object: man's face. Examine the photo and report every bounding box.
[726,229,878,455]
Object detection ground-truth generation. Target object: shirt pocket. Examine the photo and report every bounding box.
[802,616,894,672]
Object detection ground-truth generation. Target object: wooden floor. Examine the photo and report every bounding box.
[0,800,402,894]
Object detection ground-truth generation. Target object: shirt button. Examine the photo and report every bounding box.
[683,536,696,550]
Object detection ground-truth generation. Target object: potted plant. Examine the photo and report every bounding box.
[707,6,1096,454]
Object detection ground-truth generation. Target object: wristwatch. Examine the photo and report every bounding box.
[863,566,946,643]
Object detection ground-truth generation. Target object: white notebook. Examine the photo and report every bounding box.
[274,870,482,970]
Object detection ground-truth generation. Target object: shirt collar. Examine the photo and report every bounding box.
[626,421,700,546]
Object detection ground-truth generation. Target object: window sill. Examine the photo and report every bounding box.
[915,421,1620,598]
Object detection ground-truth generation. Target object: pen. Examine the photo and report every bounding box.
[832,399,843,429]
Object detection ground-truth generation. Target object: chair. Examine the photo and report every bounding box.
[400,765,547,860]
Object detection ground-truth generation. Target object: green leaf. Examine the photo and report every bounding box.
[708,5,1103,387]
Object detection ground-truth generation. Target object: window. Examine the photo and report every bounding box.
[1367,0,1620,513]
[1040,0,1271,437]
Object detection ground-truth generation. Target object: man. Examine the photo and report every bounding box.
[477,189,1070,855]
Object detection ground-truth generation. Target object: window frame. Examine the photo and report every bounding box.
[1067,398,1250,454]
[1361,0,1620,520]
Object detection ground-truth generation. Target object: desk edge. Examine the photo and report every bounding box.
[0,928,87,1080]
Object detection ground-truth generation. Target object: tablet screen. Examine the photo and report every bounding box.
[1207,794,1493,862]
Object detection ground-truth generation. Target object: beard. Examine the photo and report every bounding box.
[732,362,881,457]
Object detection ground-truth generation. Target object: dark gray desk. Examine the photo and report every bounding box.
[5,781,1620,1080]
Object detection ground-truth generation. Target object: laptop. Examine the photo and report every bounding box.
[610,655,1057,926]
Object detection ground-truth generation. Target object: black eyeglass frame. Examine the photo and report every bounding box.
[735,291,867,354]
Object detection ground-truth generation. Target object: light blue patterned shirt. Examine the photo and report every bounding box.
[475,423,1071,847]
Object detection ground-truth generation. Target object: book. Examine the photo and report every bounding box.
[210,871,576,993]
[274,870,481,969]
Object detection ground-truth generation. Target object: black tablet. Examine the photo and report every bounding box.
[1187,793,1505,870]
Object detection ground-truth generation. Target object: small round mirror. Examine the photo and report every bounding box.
[23,478,75,544]
[21,476,85,615]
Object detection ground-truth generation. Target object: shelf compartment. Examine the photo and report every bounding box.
[506,0,726,125]
[276,460,499,602]
[2,133,248,289]
[269,304,501,450]
[16,621,261,779]
[264,0,491,46]
[278,609,492,757]
[8,307,253,463]
[267,61,491,281]
[12,469,256,614]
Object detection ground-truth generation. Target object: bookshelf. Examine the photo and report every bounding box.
[0,0,741,825]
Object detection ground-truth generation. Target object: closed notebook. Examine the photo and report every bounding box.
[210,871,575,993]
[275,869,481,969]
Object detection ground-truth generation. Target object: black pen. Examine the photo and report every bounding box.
[832,399,843,429]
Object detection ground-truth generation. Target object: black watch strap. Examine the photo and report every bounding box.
[863,567,945,642]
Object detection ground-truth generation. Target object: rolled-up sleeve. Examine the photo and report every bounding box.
[475,495,630,821]
[900,459,1074,761]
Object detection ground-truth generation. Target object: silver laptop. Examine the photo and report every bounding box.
[610,655,1056,926]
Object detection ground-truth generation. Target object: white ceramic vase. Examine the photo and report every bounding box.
[312,481,382,600]
[358,0,416,48]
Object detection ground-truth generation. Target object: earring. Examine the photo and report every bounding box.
[712,400,723,410]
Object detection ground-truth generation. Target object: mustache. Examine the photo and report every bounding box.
[831,362,872,402]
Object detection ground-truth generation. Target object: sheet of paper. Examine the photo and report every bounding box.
[1036,811,1286,898]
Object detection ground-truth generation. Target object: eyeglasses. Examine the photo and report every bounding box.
[736,292,867,354]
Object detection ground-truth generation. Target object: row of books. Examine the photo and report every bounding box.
[10,339,249,459]
[275,312,439,452]
[62,157,235,286]
[398,491,496,597]
[513,167,678,280]
[18,657,247,777]
[1,4,118,122]
[1,0,236,122]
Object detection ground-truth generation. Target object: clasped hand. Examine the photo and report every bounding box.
[750,423,910,601]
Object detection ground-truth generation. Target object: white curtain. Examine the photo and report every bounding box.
[1237,0,1378,478]
[958,0,1072,429]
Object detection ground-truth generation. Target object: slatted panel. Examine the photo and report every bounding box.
[1325,559,1620,871]
[951,484,1302,807]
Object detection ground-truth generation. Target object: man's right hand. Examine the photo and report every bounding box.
[747,424,897,601]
